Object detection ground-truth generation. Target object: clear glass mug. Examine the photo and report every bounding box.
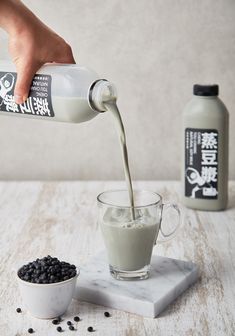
[97,190,180,280]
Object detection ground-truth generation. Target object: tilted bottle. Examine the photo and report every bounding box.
[182,84,229,211]
[0,61,117,122]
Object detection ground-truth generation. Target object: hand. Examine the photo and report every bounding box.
[9,24,75,104]
[0,0,75,104]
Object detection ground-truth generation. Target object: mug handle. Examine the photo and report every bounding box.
[157,203,181,243]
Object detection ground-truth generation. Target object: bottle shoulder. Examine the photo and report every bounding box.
[183,96,228,119]
[39,64,99,99]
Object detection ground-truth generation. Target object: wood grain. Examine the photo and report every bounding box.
[0,181,234,336]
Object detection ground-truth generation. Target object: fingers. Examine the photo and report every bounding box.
[14,60,41,104]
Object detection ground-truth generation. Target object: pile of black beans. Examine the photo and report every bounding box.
[17,256,77,284]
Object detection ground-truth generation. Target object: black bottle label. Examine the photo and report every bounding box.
[185,128,218,199]
[0,71,54,117]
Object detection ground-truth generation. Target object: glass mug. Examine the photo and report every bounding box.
[97,190,180,280]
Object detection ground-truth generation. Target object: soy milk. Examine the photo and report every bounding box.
[100,208,159,271]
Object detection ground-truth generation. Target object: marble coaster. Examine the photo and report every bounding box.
[74,251,199,318]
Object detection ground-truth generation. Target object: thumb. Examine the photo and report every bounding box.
[14,61,41,104]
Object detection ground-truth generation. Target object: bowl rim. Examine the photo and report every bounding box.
[17,269,79,287]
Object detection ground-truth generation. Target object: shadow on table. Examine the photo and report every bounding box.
[227,193,235,210]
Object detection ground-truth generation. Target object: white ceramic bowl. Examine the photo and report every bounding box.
[17,271,79,319]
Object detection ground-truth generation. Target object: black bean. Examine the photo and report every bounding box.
[16,307,22,313]
[52,319,59,325]
[57,326,62,332]
[69,325,75,330]
[104,311,110,317]
[87,326,93,332]
[73,316,80,322]
[28,328,34,333]
[67,321,72,326]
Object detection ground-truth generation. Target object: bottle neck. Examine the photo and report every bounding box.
[194,95,218,100]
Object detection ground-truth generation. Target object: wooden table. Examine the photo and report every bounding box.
[0,181,234,336]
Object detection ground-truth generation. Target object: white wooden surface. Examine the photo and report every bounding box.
[0,181,234,335]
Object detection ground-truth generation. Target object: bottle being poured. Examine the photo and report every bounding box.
[0,62,135,218]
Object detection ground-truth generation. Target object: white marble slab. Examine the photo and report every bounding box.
[74,251,199,318]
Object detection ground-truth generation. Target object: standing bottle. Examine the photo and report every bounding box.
[0,61,116,123]
[182,84,229,211]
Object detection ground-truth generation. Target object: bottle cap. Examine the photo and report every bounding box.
[193,84,219,96]
[89,79,117,112]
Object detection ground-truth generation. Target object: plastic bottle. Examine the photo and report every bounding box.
[0,61,117,123]
[182,84,229,211]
